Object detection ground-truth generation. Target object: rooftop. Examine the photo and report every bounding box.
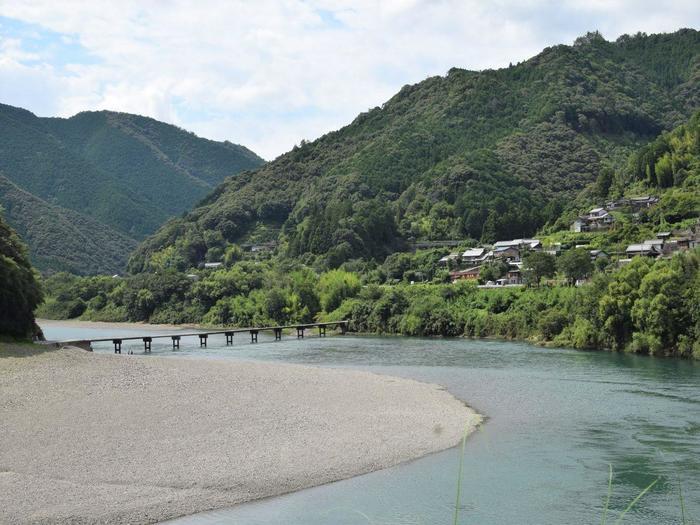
[626,244,658,253]
[462,248,486,258]
[493,238,540,249]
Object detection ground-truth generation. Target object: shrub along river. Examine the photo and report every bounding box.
[41,322,699,525]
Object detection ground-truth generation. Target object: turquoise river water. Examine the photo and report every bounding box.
[40,322,699,525]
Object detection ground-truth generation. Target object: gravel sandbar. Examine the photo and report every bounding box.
[0,345,480,524]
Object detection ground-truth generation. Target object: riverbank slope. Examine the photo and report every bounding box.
[0,344,480,524]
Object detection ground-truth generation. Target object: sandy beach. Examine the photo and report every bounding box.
[0,344,481,524]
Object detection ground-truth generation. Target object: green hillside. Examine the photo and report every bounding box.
[540,108,700,251]
[0,103,263,273]
[129,29,700,273]
[0,175,136,275]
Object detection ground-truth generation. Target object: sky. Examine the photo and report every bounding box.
[1,1,699,159]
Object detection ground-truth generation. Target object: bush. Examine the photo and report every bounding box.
[319,270,361,312]
[538,310,569,340]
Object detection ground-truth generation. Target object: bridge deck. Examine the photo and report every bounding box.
[59,320,349,345]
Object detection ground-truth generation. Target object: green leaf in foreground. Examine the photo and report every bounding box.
[613,477,659,525]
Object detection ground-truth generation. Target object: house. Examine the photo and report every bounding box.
[251,242,276,253]
[606,196,658,210]
[629,196,659,209]
[462,247,491,265]
[481,263,523,286]
[662,240,681,255]
[493,245,521,261]
[544,243,562,256]
[449,266,481,282]
[502,264,523,285]
[677,236,695,250]
[439,253,461,266]
[492,239,541,261]
[589,250,608,260]
[571,218,587,233]
[625,244,661,257]
[606,199,626,210]
[493,238,541,251]
[643,238,664,251]
[571,207,615,232]
[203,262,223,269]
[242,241,278,253]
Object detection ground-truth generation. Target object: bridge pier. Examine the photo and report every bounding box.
[274,328,282,341]
[142,337,152,353]
[225,331,234,345]
[340,322,348,335]
[296,326,305,339]
[171,335,180,349]
[113,339,122,354]
[199,334,208,348]
[250,330,259,343]
[318,325,326,337]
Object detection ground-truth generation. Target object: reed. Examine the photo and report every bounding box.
[453,424,474,525]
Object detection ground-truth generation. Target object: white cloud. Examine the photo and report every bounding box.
[1,0,698,159]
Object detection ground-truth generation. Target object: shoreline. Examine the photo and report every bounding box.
[0,344,481,524]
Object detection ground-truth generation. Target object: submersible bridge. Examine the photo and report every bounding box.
[59,320,349,354]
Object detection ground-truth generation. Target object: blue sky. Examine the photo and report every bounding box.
[1,1,699,159]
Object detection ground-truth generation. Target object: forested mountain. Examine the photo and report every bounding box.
[0,104,263,274]
[0,175,136,274]
[130,29,700,272]
[0,210,42,338]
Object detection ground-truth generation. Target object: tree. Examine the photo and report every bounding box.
[595,166,614,197]
[479,260,509,283]
[0,212,43,338]
[223,244,244,267]
[557,249,593,285]
[522,251,556,287]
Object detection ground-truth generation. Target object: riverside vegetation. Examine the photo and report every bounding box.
[8,30,700,358]
[37,247,700,358]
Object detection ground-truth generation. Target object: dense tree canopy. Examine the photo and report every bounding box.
[0,211,42,338]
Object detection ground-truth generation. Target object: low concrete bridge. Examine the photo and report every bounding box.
[60,321,350,354]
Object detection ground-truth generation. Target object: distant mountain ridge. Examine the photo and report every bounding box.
[0,104,263,274]
[129,29,700,272]
[0,174,137,274]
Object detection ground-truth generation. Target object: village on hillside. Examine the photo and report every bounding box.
[439,195,700,286]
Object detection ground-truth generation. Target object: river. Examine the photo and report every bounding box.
[40,321,700,525]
